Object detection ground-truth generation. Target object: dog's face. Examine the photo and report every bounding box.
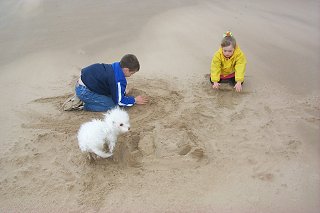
[116,120,130,133]
[104,108,131,134]
[108,108,130,133]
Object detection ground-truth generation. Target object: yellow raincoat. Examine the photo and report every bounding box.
[210,46,247,83]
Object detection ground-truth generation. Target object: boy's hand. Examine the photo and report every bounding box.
[135,96,148,105]
[212,82,220,89]
[125,87,131,94]
[234,82,242,92]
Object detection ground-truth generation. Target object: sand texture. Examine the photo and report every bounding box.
[0,0,319,212]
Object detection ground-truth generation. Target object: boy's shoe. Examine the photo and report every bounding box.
[62,95,84,111]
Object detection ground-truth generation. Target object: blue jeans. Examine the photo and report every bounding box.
[75,84,116,112]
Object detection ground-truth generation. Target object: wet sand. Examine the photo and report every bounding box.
[0,0,319,212]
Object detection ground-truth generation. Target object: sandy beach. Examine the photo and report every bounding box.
[0,0,319,212]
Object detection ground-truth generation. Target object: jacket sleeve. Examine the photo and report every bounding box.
[234,52,247,83]
[116,80,135,107]
[210,52,222,82]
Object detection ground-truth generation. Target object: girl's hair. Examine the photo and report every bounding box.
[221,31,236,48]
[120,54,140,71]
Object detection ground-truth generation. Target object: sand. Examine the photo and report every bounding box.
[0,0,319,212]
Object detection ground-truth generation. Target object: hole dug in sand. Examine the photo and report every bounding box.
[112,133,143,168]
[84,133,143,168]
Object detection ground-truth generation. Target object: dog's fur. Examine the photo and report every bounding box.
[77,107,130,159]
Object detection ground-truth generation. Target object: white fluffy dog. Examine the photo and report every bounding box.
[77,107,130,159]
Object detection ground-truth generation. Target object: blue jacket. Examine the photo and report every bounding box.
[80,62,135,106]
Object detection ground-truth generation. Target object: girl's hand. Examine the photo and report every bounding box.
[212,82,220,89]
[234,82,242,92]
[135,96,148,105]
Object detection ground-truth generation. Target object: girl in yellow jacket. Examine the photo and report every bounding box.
[210,31,247,92]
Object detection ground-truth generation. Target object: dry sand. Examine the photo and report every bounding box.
[1,0,320,212]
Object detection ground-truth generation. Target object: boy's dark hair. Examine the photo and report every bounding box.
[120,54,140,71]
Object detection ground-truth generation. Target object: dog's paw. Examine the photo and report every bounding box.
[105,152,113,158]
[109,145,115,153]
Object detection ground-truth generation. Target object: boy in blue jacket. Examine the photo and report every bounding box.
[64,54,148,112]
